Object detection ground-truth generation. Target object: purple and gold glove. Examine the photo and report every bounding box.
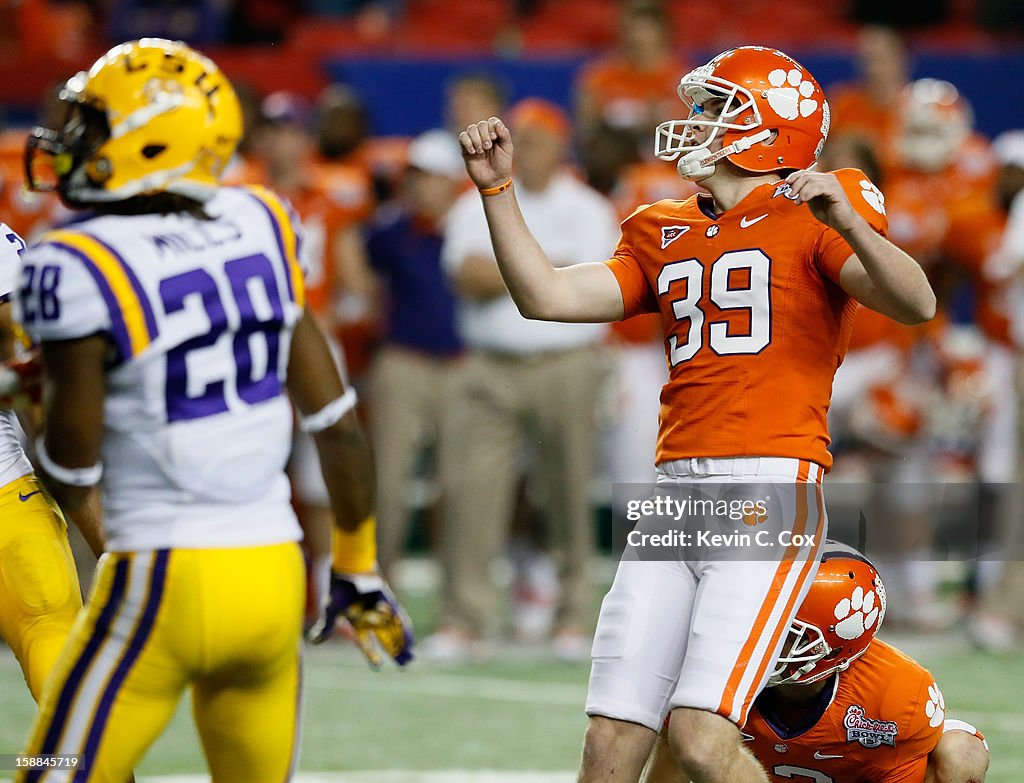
[308,571,415,668]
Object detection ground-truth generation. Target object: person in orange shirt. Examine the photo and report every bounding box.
[964,129,1024,653]
[832,80,1012,630]
[308,86,384,383]
[314,84,379,214]
[832,81,998,429]
[643,542,990,783]
[829,25,911,152]
[458,45,935,783]
[257,91,373,328]
[575,1,689,154]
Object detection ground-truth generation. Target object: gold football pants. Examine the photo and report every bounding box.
[0,473,82,702]
[18,542,305,783]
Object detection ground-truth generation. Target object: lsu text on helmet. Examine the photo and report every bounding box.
[25,38,242,206]
[767,540,886,687]
[655,46,830,182]
[895,78,973,173]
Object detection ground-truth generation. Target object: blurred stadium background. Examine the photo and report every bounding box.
[2,0,1024,780]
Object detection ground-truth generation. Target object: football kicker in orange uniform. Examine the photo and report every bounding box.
[457,44,935,783]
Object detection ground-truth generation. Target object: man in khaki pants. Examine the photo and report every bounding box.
[426,98,620,662]
[363,130,467,573]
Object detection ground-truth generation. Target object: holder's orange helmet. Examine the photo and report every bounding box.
[768,541,886,686]
[655,46,829,181]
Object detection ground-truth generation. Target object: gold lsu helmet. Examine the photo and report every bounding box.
[26,38,242,206]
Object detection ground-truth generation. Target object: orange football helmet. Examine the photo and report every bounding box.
[655,46,829,181]
[894,78,973,173]
[767,541,886,686]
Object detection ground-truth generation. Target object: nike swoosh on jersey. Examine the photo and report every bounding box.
[740,214,769,228]
[740,732,755,742]
[813,751,844,760]
[18,490,42,502]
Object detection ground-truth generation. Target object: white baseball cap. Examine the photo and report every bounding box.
[406,129,465,179]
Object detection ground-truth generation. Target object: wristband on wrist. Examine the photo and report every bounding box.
[300,388,358,433]
[36,438,103,486]
[479,178,513,197]
[332,515,377,574]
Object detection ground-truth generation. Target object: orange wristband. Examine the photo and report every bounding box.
[479,178,513,196]
[332,515,377,574]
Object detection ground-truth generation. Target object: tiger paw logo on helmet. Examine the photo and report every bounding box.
[833,584,881,640]
[653,46,829,181]
[766,68,819,121]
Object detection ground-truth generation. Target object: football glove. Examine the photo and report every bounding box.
[0,349,43,410]
[308,571,415,668]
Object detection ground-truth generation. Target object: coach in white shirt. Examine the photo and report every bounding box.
[431,98,621,660]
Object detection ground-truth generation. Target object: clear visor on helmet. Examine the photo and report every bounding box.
[654,74,761,162]
[766,618,834,687]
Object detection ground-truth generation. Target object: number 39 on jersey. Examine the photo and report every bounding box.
[658,248,771,365]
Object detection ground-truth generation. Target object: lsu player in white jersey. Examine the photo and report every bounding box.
[11,39,413,782]
[0,226,84,703]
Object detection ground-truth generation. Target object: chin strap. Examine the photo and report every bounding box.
[678,128,775,181]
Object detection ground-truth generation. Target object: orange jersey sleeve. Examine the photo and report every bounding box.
[875,667,945,781]
[814,168,889,285]
[605,204,661,318]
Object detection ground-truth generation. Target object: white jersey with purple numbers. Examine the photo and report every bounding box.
[0,225,33,490]
[16,187,307,551]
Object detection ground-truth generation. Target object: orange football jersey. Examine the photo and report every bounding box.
[881,134,997,270]
[745,639,944,782]
[942,205,1010,345]
[225,158,372,318]
[829,84,900,148]
[283,183,352,316]
[850,133,1005,350]
[605,168,888,471]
